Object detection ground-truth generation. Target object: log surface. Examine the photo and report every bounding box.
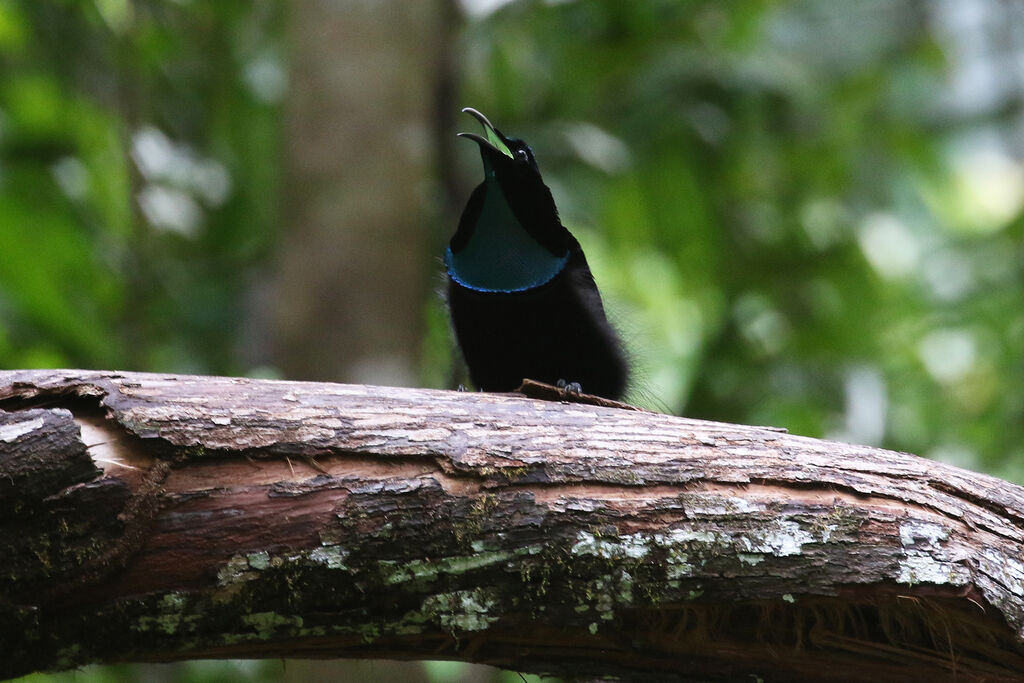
[2,369,1024,682]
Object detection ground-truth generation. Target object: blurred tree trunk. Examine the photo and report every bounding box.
[270,0,452,386]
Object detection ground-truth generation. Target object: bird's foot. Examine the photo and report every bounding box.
[556,379,583,396]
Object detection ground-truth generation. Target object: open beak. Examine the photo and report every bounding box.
[458,107,514,159]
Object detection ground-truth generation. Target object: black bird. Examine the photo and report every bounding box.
[446,108,628,400]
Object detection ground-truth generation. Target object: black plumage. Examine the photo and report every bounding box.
[446,108,628,400]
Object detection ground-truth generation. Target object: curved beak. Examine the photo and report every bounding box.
[458,107,514,159]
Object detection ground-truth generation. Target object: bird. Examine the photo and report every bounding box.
[445,107,628,400]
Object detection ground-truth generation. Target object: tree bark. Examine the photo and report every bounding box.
[3,369,1024,682]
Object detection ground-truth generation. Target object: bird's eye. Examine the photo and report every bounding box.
[516,148,529,162]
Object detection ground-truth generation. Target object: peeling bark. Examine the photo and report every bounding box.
[2,369,1024,682]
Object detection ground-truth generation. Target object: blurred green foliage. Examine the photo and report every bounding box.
[4,1,1024,681]
[0,0,282,373]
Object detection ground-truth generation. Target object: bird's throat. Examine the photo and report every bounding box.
[447,180,569,293]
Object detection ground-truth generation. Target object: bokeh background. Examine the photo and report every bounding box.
[5,1,1024,681]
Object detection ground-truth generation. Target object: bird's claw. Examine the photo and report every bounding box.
[556,379,583,396]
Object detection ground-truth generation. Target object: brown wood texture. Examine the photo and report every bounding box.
[2,369,1024,682]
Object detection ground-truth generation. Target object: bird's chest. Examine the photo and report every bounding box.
[446,184,568,293]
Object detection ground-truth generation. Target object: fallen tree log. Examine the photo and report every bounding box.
[2,369,1024,682]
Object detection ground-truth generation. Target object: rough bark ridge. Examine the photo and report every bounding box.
[2,369,1024,682]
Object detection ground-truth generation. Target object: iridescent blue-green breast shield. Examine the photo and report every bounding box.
[446,178,569,293]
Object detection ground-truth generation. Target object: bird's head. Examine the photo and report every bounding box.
[447,108,570,293]
[458,107,540,177]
